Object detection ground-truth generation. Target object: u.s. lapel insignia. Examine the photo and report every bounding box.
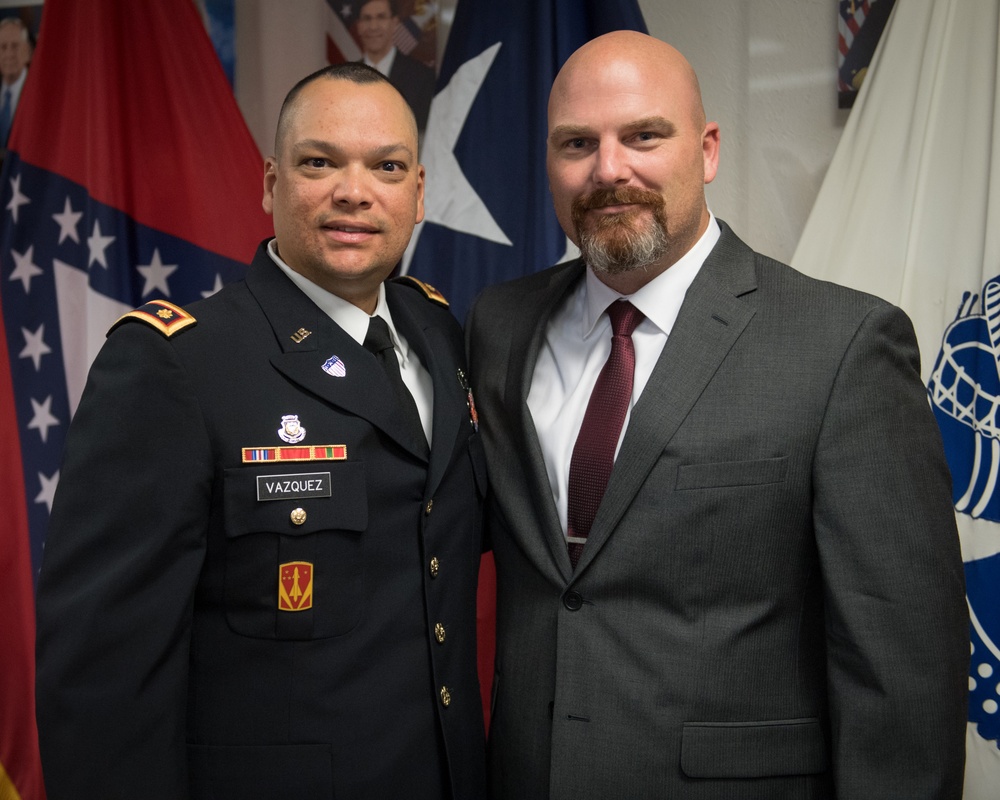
[278,414,306,443]
[322,355,346,377]
[457,369,479,432]
[279,561,313,611]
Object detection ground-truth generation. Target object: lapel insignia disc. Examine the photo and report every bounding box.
[242,445,347,463]
[278,414,306,443]
[322,355,346,377]
[279,561,313,611]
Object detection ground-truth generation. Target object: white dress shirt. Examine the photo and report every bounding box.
[527,215,721,536]
[364,46,398,77]
[4,67,26,117]
[268,240,434,445]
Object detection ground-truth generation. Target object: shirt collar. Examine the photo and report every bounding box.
[364,46,397,77]
[582,213,721,337]
[4,68,26,97]
[266,239,410,362]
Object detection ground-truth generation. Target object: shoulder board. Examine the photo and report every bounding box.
[108,299,197,339]
[392,275,449,308]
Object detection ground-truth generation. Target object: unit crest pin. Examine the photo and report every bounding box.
[278,414,306,444]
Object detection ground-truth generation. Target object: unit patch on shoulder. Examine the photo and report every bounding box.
[392,275,449,308]
[108,299,197,339]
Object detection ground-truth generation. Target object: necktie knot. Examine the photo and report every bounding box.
[607,300,644,338]
[363,315,395,356]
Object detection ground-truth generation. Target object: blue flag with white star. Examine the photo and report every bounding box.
[0,0,272,578]
[403,0,646,323]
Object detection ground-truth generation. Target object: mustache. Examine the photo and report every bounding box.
[572,187,664,215]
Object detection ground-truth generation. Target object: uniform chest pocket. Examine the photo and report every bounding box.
[223,461,368,640]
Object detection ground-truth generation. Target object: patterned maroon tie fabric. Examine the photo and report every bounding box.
[567,300,645,568]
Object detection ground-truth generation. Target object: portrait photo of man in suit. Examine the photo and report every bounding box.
[35,63,487,800]
[357,0,435,136]
[467,31,969,800]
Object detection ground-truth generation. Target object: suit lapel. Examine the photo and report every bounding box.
[504,261,585,583]
[572,225,759,576]
[245,249,428,460]
[386,282,465,494]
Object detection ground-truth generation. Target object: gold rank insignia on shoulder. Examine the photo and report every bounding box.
[392,275,449,308]
[279,561,313,611]
[108,299,197,338]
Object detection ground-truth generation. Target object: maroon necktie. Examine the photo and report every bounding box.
[566,300,645,568]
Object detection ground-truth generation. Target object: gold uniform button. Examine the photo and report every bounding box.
[425,499,434,515]
[290,508,307,526]
[434,623,446,644]
[440,686,451,707]
[429,556,440,578]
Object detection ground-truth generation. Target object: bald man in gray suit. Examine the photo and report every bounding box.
[467,31,968,800]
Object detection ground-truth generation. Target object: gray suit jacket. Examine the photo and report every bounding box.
[466,223,968,800]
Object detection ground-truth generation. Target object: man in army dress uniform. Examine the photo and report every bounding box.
[35,63,487,800]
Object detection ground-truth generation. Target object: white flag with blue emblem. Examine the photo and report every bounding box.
[792,1,1000,795]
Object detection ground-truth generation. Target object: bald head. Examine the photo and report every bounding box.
[545,32,719,293]
[550,31,706,131]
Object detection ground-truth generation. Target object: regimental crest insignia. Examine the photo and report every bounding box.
[278,414,306,443]
[279,561,313,611]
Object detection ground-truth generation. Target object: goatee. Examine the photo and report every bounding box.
[572,187,669,276]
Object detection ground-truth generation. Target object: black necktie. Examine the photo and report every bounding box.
[363,315,428,455]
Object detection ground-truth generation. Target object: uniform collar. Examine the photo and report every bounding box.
[266,239,412,364]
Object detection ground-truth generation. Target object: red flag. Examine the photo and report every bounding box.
[0,316,43,800]
[0,2,272,796]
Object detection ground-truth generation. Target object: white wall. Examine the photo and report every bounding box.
[639,0,851,263]
[236,0,852,265]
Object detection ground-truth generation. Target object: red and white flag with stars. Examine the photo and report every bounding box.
[0,2,272,795]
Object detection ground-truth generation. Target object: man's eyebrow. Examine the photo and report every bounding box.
[548,124,593,143]
[548,116,678,143]
[623,116,677,135]
[291,139,416,162]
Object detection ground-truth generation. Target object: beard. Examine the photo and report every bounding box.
[572,187,669,276]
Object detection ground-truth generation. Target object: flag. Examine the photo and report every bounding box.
[402,0,645,726]
[0,2,272,795]
[792,1,1000,795]
[402,0,647,324]
[837,0,895,108]
[0,320,42,800]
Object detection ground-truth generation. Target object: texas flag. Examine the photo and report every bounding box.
[0,1,272,797]
[402,0,647,324]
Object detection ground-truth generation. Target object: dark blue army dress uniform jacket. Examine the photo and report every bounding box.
[35,242,488,800]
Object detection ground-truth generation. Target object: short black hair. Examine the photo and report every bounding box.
[274,63,405,154]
